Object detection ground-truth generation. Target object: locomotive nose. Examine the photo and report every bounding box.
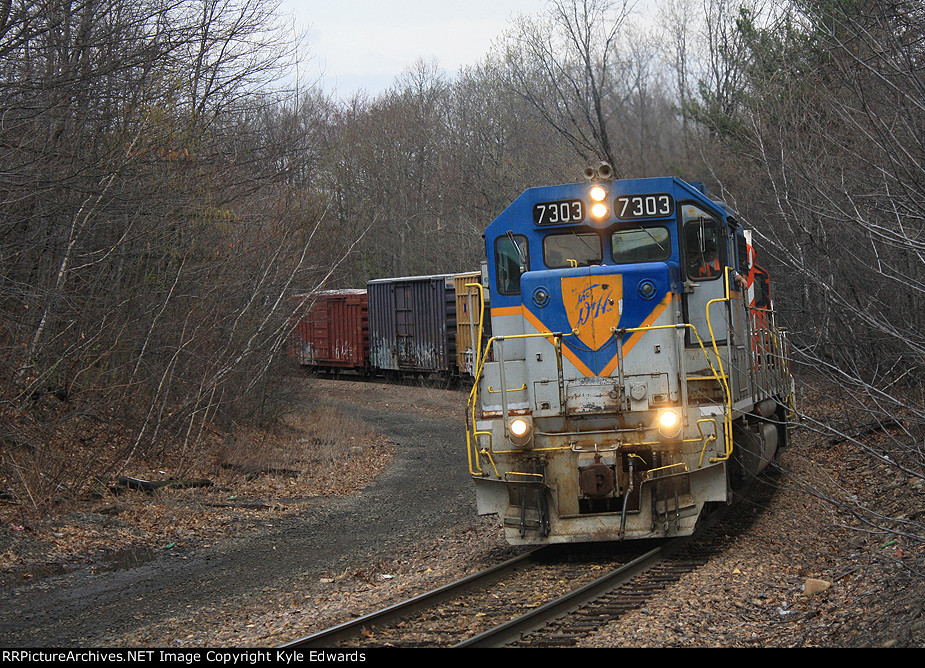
[518,263,674,378]
[523,263,672,340]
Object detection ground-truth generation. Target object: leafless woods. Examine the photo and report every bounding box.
[1,0,923,560]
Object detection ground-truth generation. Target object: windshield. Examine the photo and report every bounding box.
[543,233,602,268]
[611,227,671,263]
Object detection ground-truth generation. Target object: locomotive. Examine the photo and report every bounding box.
[465,168,793,544]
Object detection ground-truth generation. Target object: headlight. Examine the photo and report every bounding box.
[657,409,681,438]
[507,416,534,447]
[589,185,608,220]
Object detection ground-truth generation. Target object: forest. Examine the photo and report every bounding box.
[0,0,922,561]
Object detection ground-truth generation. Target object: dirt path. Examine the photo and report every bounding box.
[0,381,506,647]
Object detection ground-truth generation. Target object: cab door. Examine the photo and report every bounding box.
[681,204,728,347]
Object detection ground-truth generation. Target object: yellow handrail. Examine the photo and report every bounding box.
[644,462,689,480]
[466,326,574,476]
[503,471,544,482]
[487,384,527,393]
[464,282,487,476]
[701,266,735,462]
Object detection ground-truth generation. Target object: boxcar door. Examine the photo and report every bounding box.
[395,285,415,368]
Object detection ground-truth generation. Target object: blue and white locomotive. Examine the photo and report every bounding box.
[466,166,793,544]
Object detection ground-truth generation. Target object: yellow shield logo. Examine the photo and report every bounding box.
[561,275,623,351]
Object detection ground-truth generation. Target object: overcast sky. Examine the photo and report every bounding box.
[283,1,545,98]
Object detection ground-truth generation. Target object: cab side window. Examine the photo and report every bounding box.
[737,234,751,276]
[682,205,723,280]
[495,235,528,295]
[754,269,771,309]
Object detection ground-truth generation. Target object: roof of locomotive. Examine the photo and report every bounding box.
[483,176,733,239]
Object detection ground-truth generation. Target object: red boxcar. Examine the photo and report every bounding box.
[291,289,369,370]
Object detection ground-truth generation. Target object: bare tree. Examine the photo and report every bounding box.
[501,0,633,173]
[0,0,343,509]
[686,0,925,567]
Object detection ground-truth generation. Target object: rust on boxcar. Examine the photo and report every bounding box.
[291,289,369,370]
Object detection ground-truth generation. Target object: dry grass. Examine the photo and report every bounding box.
[0,382,395,573]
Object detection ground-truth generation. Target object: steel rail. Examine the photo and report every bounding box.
[280,547,549,648]
[453,536,691,647]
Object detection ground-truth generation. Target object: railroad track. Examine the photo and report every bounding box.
[281,476,774,648]
[281,538,704,648]
[458,536,702,647]
[281,545,617,648]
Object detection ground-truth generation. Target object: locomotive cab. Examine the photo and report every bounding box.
[466,175,792,544]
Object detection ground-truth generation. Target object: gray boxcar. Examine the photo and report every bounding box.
[367,274,457,376]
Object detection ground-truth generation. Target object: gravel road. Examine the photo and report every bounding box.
[0,381,499,647]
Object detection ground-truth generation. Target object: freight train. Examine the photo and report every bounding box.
[290,169,793,546]
[290,272,486,380]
